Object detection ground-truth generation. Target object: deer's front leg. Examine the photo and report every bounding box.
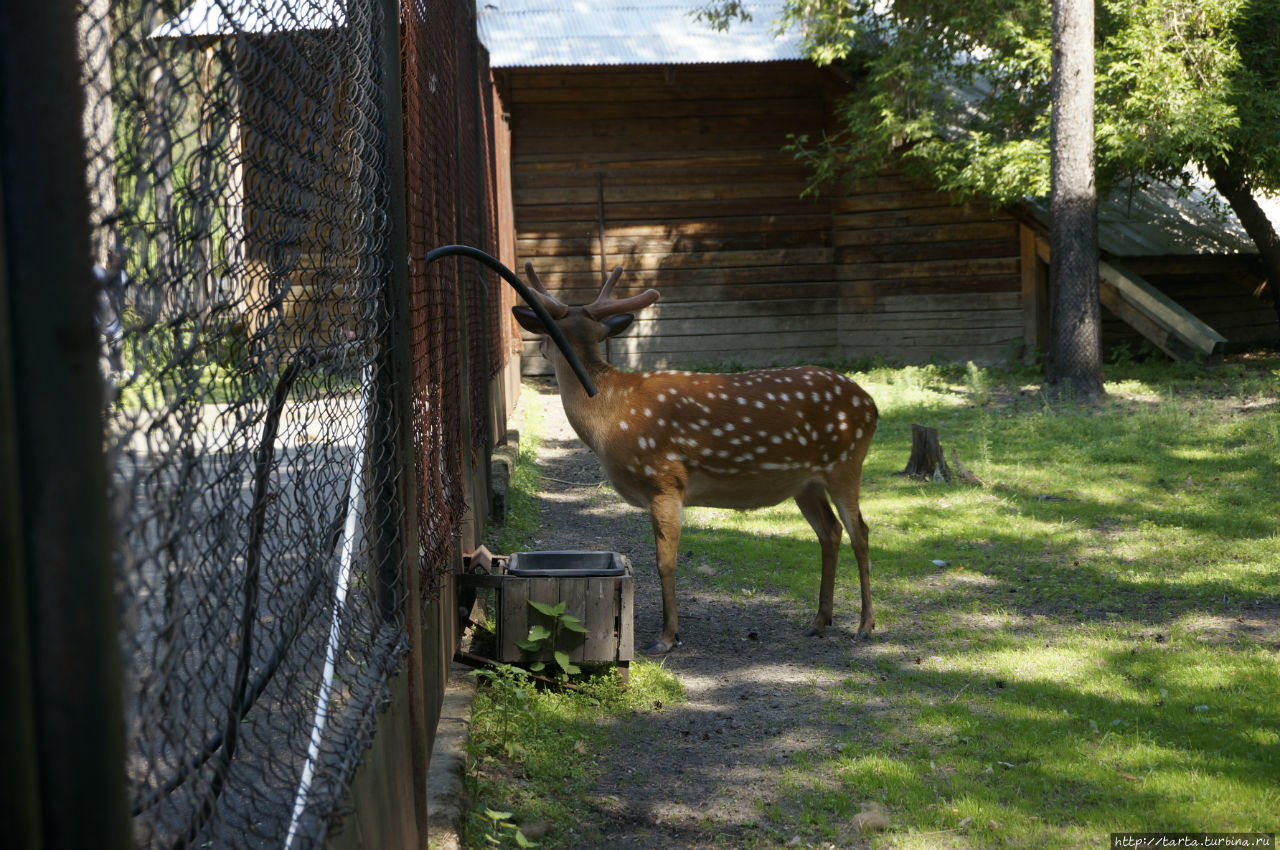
[645,493,683,654]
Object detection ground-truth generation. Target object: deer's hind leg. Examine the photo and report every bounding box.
[794,482,843,636]
[826,471,874,638]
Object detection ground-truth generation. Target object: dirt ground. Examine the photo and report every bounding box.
[520,378,886,849]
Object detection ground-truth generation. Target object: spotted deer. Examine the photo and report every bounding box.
[513,263,878,654]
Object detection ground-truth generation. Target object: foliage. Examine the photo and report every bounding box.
[470,664,536,760]
[698,0,1280,209]
[479,808,538,848]
[517,600,590,678]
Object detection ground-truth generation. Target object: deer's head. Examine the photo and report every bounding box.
[512,263,659,363]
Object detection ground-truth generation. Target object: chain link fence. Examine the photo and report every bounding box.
[72,0,510,845]
[403,0,513,588]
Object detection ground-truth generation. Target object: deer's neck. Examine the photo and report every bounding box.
[548,346,622,454]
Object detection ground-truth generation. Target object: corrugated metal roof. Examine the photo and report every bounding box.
[477,0,804,67]
[151,0,344,38]
[1025,178,1259,257]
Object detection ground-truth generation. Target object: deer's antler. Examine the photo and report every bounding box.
[584,266,660,320]
[523,262,570,319]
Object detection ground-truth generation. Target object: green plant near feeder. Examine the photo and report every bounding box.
[517,600,588,677]
[480,807,538,848]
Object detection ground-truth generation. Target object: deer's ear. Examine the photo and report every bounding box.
[602,313,634,338]
[512,306,546,334]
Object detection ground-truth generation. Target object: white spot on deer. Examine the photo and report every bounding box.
[644,408,652,417]
[657,393,666,402]
[658,418,666,426]
[780,393,790,402]
[837,411,847,421]
[770,435,782,444]
[852,396,861,407]
[711,428,723,437]
[825,423,834,433]
[766,393,776,400]
[856,428,863,439]
[724,423,735,432]
[797,436,807,446]
[737,397,747,405]
[619,421,630,431]
[742,416,752,424]
[701,448,713,456]
[754,446,767,454]
[825,391,832,401]
[718,450,729,458]
[754,400,765,409]
[644,465,656,476]
[666,452,680,461]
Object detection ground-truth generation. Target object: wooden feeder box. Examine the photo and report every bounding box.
[465,550,634,677]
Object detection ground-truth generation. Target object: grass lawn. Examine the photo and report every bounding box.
[467,355,1280,848]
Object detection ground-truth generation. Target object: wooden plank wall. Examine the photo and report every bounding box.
[502,61,1026,371]
[506,62,840,371]
[833,175,1023,363]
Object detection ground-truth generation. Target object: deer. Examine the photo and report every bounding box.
[512,262,878,654]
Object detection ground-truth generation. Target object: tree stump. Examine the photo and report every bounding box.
[901,424,952,482]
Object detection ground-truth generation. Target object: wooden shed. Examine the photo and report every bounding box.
[152,1,382,352]
[479,0,1275,371]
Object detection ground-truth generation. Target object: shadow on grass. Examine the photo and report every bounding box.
[502,370,1279,847]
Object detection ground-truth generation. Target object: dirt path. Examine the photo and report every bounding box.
[523,379,882,849]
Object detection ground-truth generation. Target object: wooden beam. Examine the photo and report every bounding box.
[1098,260,1226,360]
[1020,224,1049,351]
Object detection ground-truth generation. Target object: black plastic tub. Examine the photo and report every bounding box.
[506,550,627,577]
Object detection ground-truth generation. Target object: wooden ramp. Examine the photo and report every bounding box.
[1098,261,1227,361]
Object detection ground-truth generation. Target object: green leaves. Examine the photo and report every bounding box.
[480,808,539,848]
[770,0,1280,204]
[527,600,564,618]
[520,600,588,678]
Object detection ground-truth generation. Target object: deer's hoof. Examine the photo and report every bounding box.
[803,626,825,638]
[644,636,681,655]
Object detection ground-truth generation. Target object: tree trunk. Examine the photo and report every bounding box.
[1045,0,1105,403]
[1209,162,1280,338]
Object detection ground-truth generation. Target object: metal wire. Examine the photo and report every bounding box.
[75,0,512,845]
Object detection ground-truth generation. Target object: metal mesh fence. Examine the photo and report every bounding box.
[402,0,509,590]
[73,0,511,845]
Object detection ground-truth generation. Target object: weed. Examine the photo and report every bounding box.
[479,808,538,848]
[469,664,534,760]
[516,600,589,678]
